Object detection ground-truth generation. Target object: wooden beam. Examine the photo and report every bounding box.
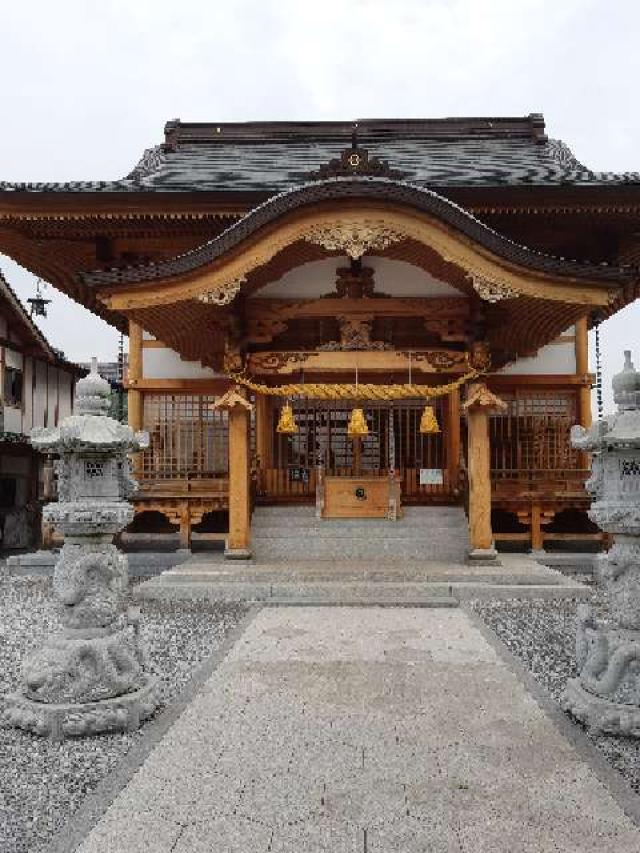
[248,349,469,376]
[488,374,592,387]
[126,378,230,393]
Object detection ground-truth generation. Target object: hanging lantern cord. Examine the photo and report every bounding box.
[593,313,604,420]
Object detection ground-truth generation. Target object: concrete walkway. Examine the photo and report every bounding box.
[77,608,640,852]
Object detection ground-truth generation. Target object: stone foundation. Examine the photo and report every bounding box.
[3,676,158,740]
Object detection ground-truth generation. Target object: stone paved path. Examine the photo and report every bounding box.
[77,608,640,852]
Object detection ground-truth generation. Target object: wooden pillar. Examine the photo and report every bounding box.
[255,394,272,471]
[213,388,253,559]
[178,501,191,551]
[352,437,362,475]
[446,387,461,494]
[530,503,543,552]
[575,315,592,429]
[463,383,507,561]
[128,320,144,476]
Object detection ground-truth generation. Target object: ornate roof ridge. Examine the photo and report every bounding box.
[2,115,640,193]
[82,177,635,289]
[163,114,549,145]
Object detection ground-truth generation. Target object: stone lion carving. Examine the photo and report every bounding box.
[22,630,144,704]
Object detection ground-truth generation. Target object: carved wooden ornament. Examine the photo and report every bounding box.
[463,382,507,413]
[211,386,253,412]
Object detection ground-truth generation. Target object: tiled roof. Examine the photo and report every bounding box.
[2,116,639,193]
[85,178,633,288]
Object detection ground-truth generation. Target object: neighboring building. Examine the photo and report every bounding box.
[0,270,81,549]
[0,115,638,554]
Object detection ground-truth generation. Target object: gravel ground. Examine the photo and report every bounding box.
[0,573,248,853]
[467,587,640,796]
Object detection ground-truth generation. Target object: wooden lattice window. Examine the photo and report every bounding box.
[489,389,581,476]
[141,395,228,483]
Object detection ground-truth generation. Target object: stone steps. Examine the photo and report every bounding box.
[250,505,471,562]
[134,578,591,603]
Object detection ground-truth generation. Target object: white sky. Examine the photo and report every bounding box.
[1,0,638,413]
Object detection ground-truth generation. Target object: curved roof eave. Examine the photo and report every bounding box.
[83,177,634,289]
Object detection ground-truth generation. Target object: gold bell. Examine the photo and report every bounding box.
[276,402,298,434]
[347,407,369,438]
[419,404,440,434]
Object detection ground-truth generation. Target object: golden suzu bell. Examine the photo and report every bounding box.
[347,407,369,438]
[276,403,298,434]
[419,404,440,434]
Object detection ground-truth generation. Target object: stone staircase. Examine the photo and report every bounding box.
[133,504,591,603]
[250,505,471,562]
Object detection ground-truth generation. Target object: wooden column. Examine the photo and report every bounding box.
[463,383,507,561]
[575,315,592,429]
[352,437,362,475]
[127,320,144,476]
[255,394,272,471]
[446,387,461,495]
[530,502,543,552]
[213,387,253,559]
[178,501,191,551]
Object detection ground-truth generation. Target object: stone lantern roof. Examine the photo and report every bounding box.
[613,350,640,412]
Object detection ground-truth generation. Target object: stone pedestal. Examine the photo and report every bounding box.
[2,360,158,739]
[562,351,640,735]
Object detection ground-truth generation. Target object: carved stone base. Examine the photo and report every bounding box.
[22,627,146,704]
[224,547,253,560]
[562,677,640,736]
[2,676,159,740]
[467,547,501,565]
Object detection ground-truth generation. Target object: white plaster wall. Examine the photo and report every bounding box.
[47,366,57,427]
[22,358,33,432]
[142,330,156,341]
[33,361,47,427]
[143,348,218,379]
[253,257,465,299]
[3,405,22,432]
[57,371,73,421]
[5,348,23,370]
[499,340,576,375]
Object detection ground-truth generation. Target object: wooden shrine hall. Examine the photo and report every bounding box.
[1,115,639,558]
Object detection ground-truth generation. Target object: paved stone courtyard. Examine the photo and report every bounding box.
[75,607,640,853]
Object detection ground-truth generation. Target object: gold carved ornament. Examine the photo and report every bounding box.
[302,221,404,260]
[419,405,440,434]
[347,408,369,438]
[276,403,298,434]
[198,276,246,306]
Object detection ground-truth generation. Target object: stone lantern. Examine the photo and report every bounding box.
[2,360,158,739]
[563,350,640,735]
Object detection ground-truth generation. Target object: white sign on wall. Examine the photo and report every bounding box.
[420,468,444,486]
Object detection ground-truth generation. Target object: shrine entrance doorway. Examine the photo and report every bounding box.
[256,395,458,505]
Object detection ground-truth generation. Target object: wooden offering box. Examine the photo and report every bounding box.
[322,475,401,519]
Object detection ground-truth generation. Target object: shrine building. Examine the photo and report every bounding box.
[1,116,639,559]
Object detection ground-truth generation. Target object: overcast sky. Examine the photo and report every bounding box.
[1,0,638,413]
